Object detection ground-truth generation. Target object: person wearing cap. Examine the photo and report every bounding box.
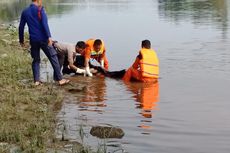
[122,40,159,82]
[19,0,69,85]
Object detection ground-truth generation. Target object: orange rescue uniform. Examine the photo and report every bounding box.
[122,48,159,82]
[81,39,109,70]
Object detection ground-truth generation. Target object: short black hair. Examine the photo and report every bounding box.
[76,41,86,49]
[93,39,102,46]
[141,40,151,49]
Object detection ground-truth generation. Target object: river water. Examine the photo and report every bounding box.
[1,0,230,153]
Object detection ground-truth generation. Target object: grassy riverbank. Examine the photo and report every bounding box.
[0,25,109,153]
[0,25,64,152]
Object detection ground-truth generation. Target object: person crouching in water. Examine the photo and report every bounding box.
[53,41,87,75]
[55,39,159,82]
[61,39,109,77]
[80,39,109,77]
[76,39,159,81]
[122,40,159,82]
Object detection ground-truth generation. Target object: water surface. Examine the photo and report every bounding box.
[1,0,230,152]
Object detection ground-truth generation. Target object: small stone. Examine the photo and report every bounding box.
[90,126,125,139]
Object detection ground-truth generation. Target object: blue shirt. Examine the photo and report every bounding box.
[19,4,51,43]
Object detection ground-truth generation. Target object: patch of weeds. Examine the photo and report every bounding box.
[0,25,63,152]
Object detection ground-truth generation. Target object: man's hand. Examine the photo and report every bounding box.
[48,37,53,46]
[100,59,104,68]
[84,66,93,77]
[76,68,86,74]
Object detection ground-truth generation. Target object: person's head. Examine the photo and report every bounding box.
[141,40,151,49]
[93,39,102,52]
[75,41,86,54]
[32,0,42,6]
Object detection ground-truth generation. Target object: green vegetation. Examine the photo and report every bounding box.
[0,25,108,153]
[0,25,64,152]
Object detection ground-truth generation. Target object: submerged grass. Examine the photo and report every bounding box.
[0,25,63,152]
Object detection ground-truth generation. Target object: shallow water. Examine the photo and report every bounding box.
[1,0,230,152]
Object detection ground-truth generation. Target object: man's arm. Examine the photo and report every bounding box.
[40,7,52,44]
[68,54,85,74]
[19,11,26,45]
[100,49,106,68]
[84,57,92,76]
[84,48,91,68]
[132,53,141,69]
[84,57,90,68]
[84,49,93,76]
[65,45,85,73]
[69,62,85,74]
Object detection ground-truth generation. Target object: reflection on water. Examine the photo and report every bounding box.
[124,82,159,118]
[71,76,107,112]
[125,81,159,131]
[0,0,77,22]
[0,0,132,23]
[158,0,228,36]
[2,0,230,152]
[2,0,228,33]
[57,78,160,152]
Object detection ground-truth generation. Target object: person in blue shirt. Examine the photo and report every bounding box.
[19,0,69,86]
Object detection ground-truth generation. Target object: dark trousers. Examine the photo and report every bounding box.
[30,41,62,82]
[57,52,68,70]
[61,55,84,74]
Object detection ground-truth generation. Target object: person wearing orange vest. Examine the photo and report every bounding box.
[122,40,159,82]
[80,39,109,77]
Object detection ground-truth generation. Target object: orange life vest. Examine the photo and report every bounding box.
[140,48,159,78]
[86,39,105,56]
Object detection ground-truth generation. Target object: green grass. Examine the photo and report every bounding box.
[0,25,108,153]
[0,25,63,152]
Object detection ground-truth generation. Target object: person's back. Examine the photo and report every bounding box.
[19,3,51,43]
[122,40,159,82]
[53,42,75,55]
[139,48,159,79]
